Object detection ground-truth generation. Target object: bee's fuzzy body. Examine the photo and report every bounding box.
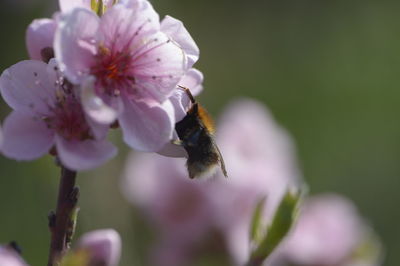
[175,88,227,179]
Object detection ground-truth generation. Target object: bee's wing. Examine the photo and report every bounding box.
[211,138,228,177]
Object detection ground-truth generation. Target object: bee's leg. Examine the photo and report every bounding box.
[171,139,184,146]
[178,85,196,104]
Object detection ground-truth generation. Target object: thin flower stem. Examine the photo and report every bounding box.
[47,166,79,266]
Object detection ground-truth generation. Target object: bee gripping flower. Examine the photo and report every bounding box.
[0,60,117,171]
[54,0,198,152]
[121,99,301,266]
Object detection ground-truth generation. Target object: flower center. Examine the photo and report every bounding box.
[44,91,92,141]
[91,45,135,96]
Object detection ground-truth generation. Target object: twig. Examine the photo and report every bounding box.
[47,166,79,266]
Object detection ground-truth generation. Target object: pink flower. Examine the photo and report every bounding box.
[26,18,57,61]
[25,1,119,62]
[76,229,121,266]
[268,194,382,266]
[54,0,199,151]
[0,60,117,170]
[0,246,28,266]
[121,99,301,265]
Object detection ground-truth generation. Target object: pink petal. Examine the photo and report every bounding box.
[157,133,187,158]
[26,18,56,61]
[78,229,121,266]
[1,111,54,160]
[159,69,204,158]
[58,0,91,11]
[59,0,116,11]
[54,8,99,84]
[170,68,204,122]
[132,31,186,102]
[99,2,160,52]
[169,89,189,122]
[81,76,121,124]
[150,240,191,266]
[0,247,28,266]
[225,223,252,266]
[0,60,56,114]
[121,152,164,206]
[161,15,199,69]
[55,135,117,171]
[178,68,203,96]
[85,113,112,140]
[121,152,213,237]
[119,97,175,152]
[282,194,364,265]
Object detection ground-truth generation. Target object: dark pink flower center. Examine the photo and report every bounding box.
[44,93,92,141]
[91,46,135,96]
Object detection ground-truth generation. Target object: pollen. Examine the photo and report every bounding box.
[91,45,134,95]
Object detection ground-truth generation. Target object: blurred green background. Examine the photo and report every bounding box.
[0,0,399,265]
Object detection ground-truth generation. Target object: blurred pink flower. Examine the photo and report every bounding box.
[0,124,3,147]
[77,229,121,266]
[54,0,199,151]
[0,60,117,170]
[0,246,27,266]
[267,194,382,266]
[121,99,301,265]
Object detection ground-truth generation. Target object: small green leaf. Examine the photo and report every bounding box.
[250,196,267,243]
[66,207,80,248]
[60,249,90,266]
[91,0,98,11]
[351,229,383,264]
[91,0,105,16]
[250,190,301,264]
[98,0,105,16]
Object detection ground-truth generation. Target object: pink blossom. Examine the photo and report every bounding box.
[26,19,57,61]
[0,60,117,170]
[0,246,28,266]
[54,0,199,151]
[268,194,382,266]
[77,229,121,266]
[121,99,301,265]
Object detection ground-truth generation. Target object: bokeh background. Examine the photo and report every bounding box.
[0,0,399,265]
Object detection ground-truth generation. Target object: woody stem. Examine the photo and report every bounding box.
[47,165,79,266]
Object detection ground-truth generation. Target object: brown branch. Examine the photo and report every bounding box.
[47,166,79,266]
[246,257,265,266]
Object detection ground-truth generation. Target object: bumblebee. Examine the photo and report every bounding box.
[174,86,227,179]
